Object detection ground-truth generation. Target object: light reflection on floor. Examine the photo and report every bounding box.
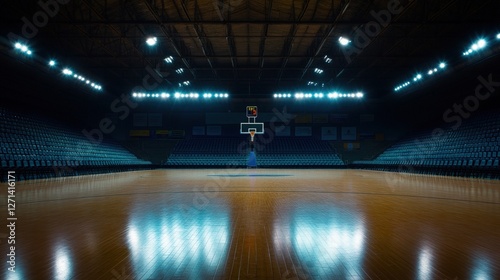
[124,202,230,279]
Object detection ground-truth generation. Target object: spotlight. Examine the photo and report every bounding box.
[14,43,22,49]
[338,36,351,46]
[497,34,500,39]
[477,39,487,49]
[439,62,446,69]
[132,93,137,97]
[146,37,157,46]
[174,92,181,99]
[356,92,363,98]
[274,94,278,98]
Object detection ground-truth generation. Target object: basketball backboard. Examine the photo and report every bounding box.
[240,122,264,134]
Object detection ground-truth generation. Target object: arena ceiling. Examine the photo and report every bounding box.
[1,0,500,99]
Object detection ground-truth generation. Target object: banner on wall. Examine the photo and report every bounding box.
[148,113,162,127]
[321,127,337,140]
[133,113,148,127]
[341,127,357,140]
[295,127,312,136]
[206,126,222,136]
[275,126,291,136]
[192,126,206,136]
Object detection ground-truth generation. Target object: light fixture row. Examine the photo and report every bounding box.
[132,92,229,99]
[274,92,364,99]
[13,42,103,92]
[394,61,447,92]
[62,68,103,91]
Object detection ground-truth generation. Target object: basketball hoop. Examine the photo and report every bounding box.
[249,130,256,142]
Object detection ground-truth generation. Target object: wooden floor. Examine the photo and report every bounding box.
[2,169,500,280]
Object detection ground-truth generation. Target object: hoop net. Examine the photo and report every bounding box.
[249,130,256,142]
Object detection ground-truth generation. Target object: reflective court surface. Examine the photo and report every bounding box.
[1,169,500,279]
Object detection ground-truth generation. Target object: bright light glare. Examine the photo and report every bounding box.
[49,60,56,66]
[146,37,157,46]
[439,62,446,69]
[338,36,351,46]
[62,68,73,75]
[477,39,487,49]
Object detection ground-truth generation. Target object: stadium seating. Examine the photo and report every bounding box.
[165,137,344,167]
[352,111,500,178]
[0,107,151,181]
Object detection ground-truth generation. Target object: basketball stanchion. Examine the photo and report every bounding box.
[240,106,264,168]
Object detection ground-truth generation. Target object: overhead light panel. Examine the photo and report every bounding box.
[146,37,157,46]
[338,36,351,46]
[164,56,174,63]
[314,68,324,74]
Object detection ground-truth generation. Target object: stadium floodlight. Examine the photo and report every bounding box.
[439,62,446,69]
[497,33,500,39]
[62,68,73,75]
[174,92,181,99]
[132,93,137,97]
[26,50,32,55]
[14,43,22,49]
[175,68,184,74]
[146,37,157,46]
[477,39,487,49]
[428,70,434,75]
[338,36,351,46]
[356,92,363,98]
[273,94,278,98]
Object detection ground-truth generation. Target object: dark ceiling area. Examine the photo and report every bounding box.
[1,0,500,100]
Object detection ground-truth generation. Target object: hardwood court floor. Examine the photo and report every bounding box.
[2,169,500,280]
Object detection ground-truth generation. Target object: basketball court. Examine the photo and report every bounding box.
[3,169,500,279]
